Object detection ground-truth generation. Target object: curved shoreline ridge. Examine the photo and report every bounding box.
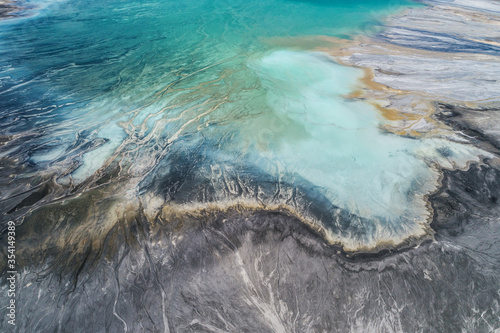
[0,0,495,261]
[135,0,500,255]
[158,0,500,255]
[143,0,500,254]
[0,0,498,256]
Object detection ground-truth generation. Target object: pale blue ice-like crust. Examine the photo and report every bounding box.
[243,50,489,246]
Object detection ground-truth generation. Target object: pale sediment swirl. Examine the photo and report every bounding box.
[0,0,460,253]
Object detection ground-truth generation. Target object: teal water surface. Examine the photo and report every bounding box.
[0,0,408,175]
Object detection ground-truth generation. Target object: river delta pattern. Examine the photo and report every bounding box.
[0,0,499,332]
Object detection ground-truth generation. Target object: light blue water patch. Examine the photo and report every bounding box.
[246,50,487,229]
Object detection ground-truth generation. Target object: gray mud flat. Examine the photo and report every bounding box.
[4,169,500,332]
[1,0,500,332]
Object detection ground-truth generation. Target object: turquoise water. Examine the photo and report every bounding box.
[0,0,487,248]
[0,0,406,173]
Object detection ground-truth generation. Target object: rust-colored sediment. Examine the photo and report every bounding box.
[314,37,456,136]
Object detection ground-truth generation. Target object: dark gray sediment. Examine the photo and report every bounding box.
[0,1,22,19]
[1,0,500,331]
[1,139,499,332]
[2,195,499,332]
